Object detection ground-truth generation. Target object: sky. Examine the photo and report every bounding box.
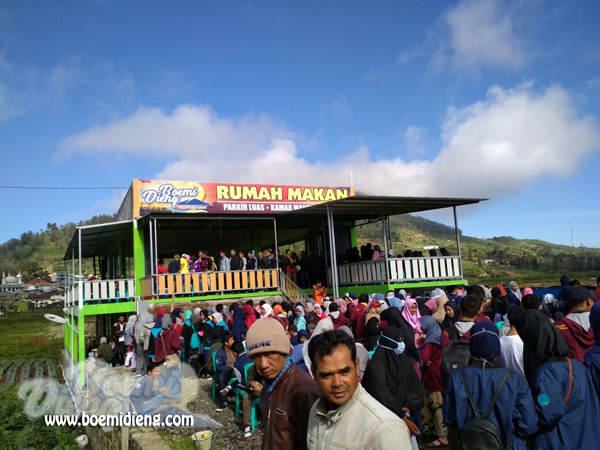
[2,1,600,246]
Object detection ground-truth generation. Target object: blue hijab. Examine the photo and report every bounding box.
[388,297,403,308]
[419,315,442,346]
[470,322,500,362]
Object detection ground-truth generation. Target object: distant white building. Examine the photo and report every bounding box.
[1,271,24,292]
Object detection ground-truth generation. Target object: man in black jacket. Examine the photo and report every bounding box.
[230,249,242,270]
[246,251,256,270]
[168,254,180,273]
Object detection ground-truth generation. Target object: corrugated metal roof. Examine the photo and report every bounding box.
[279,194,487,220]
[63,220,132,260]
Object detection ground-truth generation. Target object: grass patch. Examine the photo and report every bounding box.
[0,312,63,361]
[160,431,198,450]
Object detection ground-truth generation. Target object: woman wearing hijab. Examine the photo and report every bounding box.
[402,298,424,349]
[272,304,289,330]
[506,281,522,306]
[170,308,183,337]
[304,302,321,328]
[302,317,334,375]
[290,330,311,371]
[426,296,448,324]
[440,301,459,339]
[260,303,273,319]
[337,325,370,380]
[415,296,430,317]
[148,309,166,361]
[231,305,245,343]
[124,315,137,368]
[380,307,419,363]
[313,303,326,320]
[181,310,193,374]
[364,300,384,351]
[558,274,571,310]
[155,315,182,399]
[243,304,257,329]
[443,322,537,450]
[518,316,600,449]
[584,302,600,399]
[294,305,306,331]
[418,316,446,446]
[362,327,424,445]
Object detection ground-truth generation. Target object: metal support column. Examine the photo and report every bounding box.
[453,206,463,278]
[382,215,390,285]
[273,218,279,271]
[326,204,339,300]
[154,219,158,273]
[149,220,154,276]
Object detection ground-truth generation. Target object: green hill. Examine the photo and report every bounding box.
[356,215,600,285]
[1,213,598,286]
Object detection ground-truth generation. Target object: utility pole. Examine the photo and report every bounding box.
[570,222,575,247]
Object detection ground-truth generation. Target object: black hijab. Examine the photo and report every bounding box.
[517,314,569,381]
[380,308,418,362]
[441,301,459,336]
[362,327,424,415]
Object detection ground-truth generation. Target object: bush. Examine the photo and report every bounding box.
[0,384,28,430]
[18,418,59,450]
[0,427,15,450]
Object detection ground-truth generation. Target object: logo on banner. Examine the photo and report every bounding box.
[141,183,212,213]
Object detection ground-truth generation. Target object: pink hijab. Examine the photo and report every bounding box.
[335,298,347,314]
[401,298,422,333]
[523,287,534,296]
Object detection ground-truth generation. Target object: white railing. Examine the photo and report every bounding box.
[335,256,462,286]
[66,279,136,304]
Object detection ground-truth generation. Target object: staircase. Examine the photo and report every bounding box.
[278,271,311,304]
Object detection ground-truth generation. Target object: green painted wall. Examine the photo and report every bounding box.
[78,312,85,387]
[251,227,262,253]
[133,223,146,296]
[350,226,358,248]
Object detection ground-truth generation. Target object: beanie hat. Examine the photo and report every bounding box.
[246,318,290,357]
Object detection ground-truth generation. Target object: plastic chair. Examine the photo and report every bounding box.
[233,363,261,431]
[212,351,236,399]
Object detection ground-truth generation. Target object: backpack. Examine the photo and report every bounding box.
[442,338,471,388]
[190,326,200,349]
[457,368,513,450]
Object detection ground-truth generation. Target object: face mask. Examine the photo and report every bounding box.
[376,334,405,355]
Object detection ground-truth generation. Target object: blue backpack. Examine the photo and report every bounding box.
[190,328,200,349]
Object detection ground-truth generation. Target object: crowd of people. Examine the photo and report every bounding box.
[92,274,600,449]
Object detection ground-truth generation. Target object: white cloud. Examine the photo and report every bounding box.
[0,57,136,123]
[320,95,352,120]
[433,0,525,72]
[60,82,600,201]
[403,126,428,156]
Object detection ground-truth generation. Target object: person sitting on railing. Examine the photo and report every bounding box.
[157,258,168,274]
[312,280,327,306]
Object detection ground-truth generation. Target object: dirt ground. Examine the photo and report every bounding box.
[180,377,264,450]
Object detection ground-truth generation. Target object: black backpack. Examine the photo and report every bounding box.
[457,368,513,450]
[442,338,471,387]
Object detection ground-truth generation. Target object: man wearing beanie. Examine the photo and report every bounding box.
[247,317,319,450]
[555,285,595,362]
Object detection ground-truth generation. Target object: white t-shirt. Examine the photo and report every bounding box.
[499,335,525,378]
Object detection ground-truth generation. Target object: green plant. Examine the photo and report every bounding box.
[0,384,28,430]
[18,418,59,450]
[0,427,16,450]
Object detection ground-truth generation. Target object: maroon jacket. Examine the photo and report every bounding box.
[350,303,367,338]
[555,317,594,362]
[329,312,349,330]
[420,342,444,392]
[154,328,182,363]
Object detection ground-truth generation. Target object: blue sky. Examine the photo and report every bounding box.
[2,1,600,246]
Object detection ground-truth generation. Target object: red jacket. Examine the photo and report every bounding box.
[154,328,182,363]
[555,317,594,362]
[350,303,367,337]
[420,342,444,392]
